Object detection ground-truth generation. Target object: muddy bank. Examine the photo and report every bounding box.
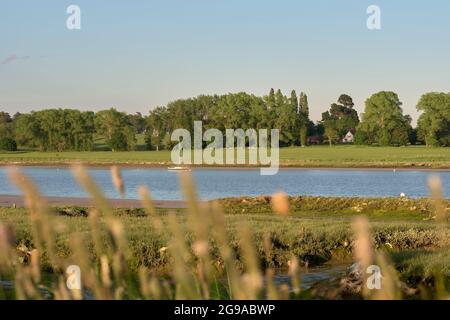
[1,162,450,171]
[0,194,186,209]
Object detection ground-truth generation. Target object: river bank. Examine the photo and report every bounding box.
[1,163,450,171]
[0,194,186,209]
[1,194,449,211]
[1,146,449,169]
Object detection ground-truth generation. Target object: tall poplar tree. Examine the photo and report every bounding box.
[298,92,310,147]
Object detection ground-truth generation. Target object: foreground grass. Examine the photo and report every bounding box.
[1,146,449,168]
[1,196,448,285]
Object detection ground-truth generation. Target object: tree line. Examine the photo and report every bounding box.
[0,90,449,151]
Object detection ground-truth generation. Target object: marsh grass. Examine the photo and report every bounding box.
[0,166,449,300]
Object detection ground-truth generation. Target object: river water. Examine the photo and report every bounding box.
[0,167,449,200]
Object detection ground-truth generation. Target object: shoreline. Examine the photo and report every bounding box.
[0,194,187,209]
[0,162,449,172]
[2,194,449,209]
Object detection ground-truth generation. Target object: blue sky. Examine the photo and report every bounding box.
[1,0,450,123]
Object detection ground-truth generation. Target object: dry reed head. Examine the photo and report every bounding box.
[288,256,301,296]
[100,255,112,288]
[111,166,125,198]
[7,166,59,270]
[352,216,374,271]
[428,175,447,224]
[428,175,443,194]
[0,223,15,267]
[238,224,263,299]
[71,164,112,214]
[138,186,164,232]
[271,192,290,215]
[372,252,402,300]
[192,240,209,257]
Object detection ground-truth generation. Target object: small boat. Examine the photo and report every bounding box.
[167,166,191,172]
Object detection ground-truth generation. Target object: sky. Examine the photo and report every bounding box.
[1,0,450,124]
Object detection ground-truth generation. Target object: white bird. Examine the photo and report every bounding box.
[400,193,406,198]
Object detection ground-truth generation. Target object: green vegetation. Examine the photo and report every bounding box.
[298,92,310,147]
[14,109,96,151]
[356,92,413,146]
[1,196,449,276]
[0,145,449,168]
[0,137,17,151]
[95,109,138,151]
[417,92,450,147]
[322,94,359,146]
[1,91,449,154]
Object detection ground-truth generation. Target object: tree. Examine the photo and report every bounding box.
[0,112,12,124]
[162,132,174,150]
[264,89,277,130]
[95,108,127,142]
[298,92,309,147]
[321,94,359,145]
[95,108,136,151]
[127,112,146,134]
[272,90,297,146]
[247,95,267,130]
[65,110,95,151]
[357,92,411,146]
[267,88,276,110]
[354,130,369,145]
[12,109,94,151]
[324,126,338,146]
[140,90,310,149]
[416,92,450,146]
[290,90,299,112]
[146,107,169,150]
[14,113,45,150]
[0,112,14,141]
[0,137,17,151]
[109,130,128,151]
[338,94,354,108]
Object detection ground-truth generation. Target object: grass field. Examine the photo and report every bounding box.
[1,146,449,168]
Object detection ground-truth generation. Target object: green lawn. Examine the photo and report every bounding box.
[0,145,449,168]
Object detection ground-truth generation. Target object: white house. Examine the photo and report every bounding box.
[342,131,354,143]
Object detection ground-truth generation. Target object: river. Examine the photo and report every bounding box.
[0,167,449,200]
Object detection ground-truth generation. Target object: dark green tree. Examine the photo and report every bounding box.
[416,92,450,146]
[298,92,309,147]
[357,92,411,146]
[95,108,136,151]
[321,94,359,145]
[0,137,17,151]
[109,130,128,151]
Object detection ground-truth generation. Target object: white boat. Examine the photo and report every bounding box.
[167,166,191,172]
